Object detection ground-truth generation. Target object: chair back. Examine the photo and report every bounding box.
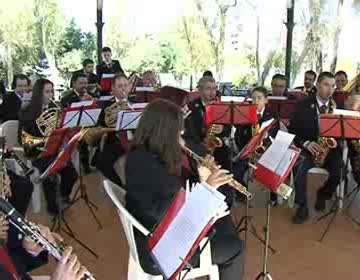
[1,120,20,146]
[103,180,150,263]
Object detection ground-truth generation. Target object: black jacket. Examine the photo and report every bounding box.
[96,60,124,78]
[60,90,82,108]
[0,93,22,122]
[288,95,326,148]
[294,86,317,97]
[234,107,279,151]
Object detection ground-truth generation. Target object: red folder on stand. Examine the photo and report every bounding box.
[320,113,360,139]
[147,184,227,279]
[41,128,80,158]
[253,145,300,193]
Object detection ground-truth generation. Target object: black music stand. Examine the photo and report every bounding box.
[316,114,360,242]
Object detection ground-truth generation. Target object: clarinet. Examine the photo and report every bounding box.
[0,198,96,280]
[9,151,34,178]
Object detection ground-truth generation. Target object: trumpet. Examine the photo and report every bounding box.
[182,145,253,199]
[0,198,95,280]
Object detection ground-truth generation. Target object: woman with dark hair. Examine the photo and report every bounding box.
[19,78,78,215]
[125,99,245,279]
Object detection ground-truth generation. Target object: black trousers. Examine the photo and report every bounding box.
[32,157,78,213]
[7,169,34,216]
[294,148,343,208]
[135,215,244,280]
[93,137,124,187]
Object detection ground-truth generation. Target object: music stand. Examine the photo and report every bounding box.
[38,126,98,258]
[316,113,360,242]
[135,88,159,103]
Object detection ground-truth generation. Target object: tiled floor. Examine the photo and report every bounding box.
[29,172,360,279]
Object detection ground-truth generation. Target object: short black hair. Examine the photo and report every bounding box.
[335,70,348,79]
[202,70,213,77]
[12,74,30,90]
[271,74,287,82]
[317,71,335,83]
[111,74,128,86]
[251,86,268,97]
[305,70,317,80]
[82,59,94,67]
[72,73,88,83]
[102,47,112,53]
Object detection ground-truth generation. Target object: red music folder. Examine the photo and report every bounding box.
[147,183,228,279]
[320,113,360,139]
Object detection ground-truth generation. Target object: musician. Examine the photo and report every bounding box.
[288,71,343,224]
[234,87,280,203]
[270,74,287,97]
[70,59,99,90]
[61,73,94,108]
[0,74,31,122]
[0,218,85,279]
[335,70,348,92]
[125,99,244,279]
[295,70,317,96]
[96,47,124,78]
[139,70,158,87]
[93,74,133,187]
[183,76,231,168]
[19,79,78,215]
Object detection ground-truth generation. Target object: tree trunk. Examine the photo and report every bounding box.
[182,17,196,72]
[330,0,344,73]
[260,50,277,85]
[255,13,261,84]
[217,9,227,80]
[6,44,13,86]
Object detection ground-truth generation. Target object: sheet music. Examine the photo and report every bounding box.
[260,118,274,130]
[80,109,102,127]
[131,102,148,109]
[220,96,246,103]
[70,101,94,108]
[268,96,287,100]
[258,131,295,172]
[62,111,80,128]
[151,183,227,278]
[333,109,360,117]
[99,95,114,101]
[275,148,296,177]
[116,111,142,130]
[102,73,115,79]
[136,87,155,92]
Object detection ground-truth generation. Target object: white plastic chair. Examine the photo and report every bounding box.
[0,120,42,213]
[103,180,220,280]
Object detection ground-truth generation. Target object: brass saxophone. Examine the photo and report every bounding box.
[249,122,266,164]
[204,125,223,154]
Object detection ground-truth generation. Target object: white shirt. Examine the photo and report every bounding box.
[257,107,265,119]
[316,96,330,115]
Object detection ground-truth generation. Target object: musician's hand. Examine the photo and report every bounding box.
[212,124,224,134]
[23,225,63,254]
[198,155,221,182]
[51,247,86,280]
[3,175,11,197]
[0,217,9,241]
[305,141,323,156]
[206,169,233,188]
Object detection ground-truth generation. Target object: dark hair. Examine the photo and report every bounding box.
[12,74,30,90]
[72,73,88,84]
[131,99,184,175]
[102,47,112,53]
[111,74,128,86]
[251,86,268,97]
[335,70,348,79]
[271,74,287,82]
[317,71,335,83]
[305,70,317,80]
[20,78,53,121]
[202,70,213,77]
[82,59,94,67]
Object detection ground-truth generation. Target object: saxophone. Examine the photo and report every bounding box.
[249,122,267,164]
[204,124,223,154]
[313,98,338,167]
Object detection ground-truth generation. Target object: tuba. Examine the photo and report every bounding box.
[104,100,130,128]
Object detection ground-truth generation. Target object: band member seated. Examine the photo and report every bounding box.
[96,47,124,78]
[0,217,86,279]
[295,70,317,96]
[139,70,158,88]
[335,70,348,92]
[61,73,94,174]
[234,87,280,202]
[0,74,31,122]
[93,74,133,187]
[70,59,99,95]
[270,74,287,97]
[19,79,78,215]
[125,99,244,279]
[288,71,343,224]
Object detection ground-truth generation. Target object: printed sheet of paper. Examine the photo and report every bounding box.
[116,111,142,130]
[220,96,246,103]
[102,73,115,79]
[98,95,114,101]
[151,183,227,278]
[268,96,287,100]
[70,101,94,108]
[80,109,102,127]
[130,103,148,109]
[136,87,155,92]
[333,109,360,117]
[258,131,295,173]
[275,148,297,177]
[62,111,80,128]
